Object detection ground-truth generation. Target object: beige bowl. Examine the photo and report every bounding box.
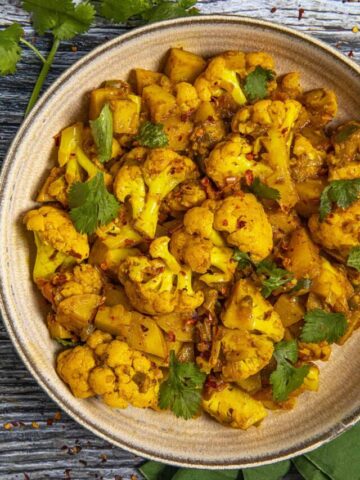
[1,15,360,469]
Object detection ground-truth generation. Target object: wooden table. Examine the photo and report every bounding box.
[0,1,359,478]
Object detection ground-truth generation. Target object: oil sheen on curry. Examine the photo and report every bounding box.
[24,48,360,429]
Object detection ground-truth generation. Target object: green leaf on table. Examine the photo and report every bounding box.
[319,179,360,221]
[292,457,330,480]
[139,461,178,480]
[243,460,291,480]
[136,121,169,148]
[90,103,113,163]
[300,309,347,344]
[334,124,360,143]
[270,340,310,402]
[249,177,280,201]
[142,1,199,23]
[101,0,152,23]
[347,246,360,272]
[0,23,23,75]
[256,259,293,298]
[233,248,252,269]
[158,350,206,420]
[172,469,239,480]
[244,66,275,101]
[22,0,96,40]
[69,172,120,234]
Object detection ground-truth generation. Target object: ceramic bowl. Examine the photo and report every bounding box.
[1,15,360,469]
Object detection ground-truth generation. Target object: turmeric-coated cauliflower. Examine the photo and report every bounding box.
[213,194,273,262]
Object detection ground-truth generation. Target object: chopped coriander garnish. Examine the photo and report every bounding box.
[334,124,360,143]
[158,351,206,420]
[232,248,252,269]
[69,172,120,235]
[347,246,360,272]
[256,259,293,298]
[300,309,347,344]
[90,103,113,163]
[244,66,275,101]
[249,177,280,201]
[319,179,360,221]
[136,121,169,148]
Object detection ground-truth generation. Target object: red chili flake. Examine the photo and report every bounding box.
[237,220,246,229]
[348,50,354,57]
[298,8,305,20]
[167,331,176,342]
[246,153,254,161]
[270,7,277,13]
[222,219,228,226]
[24,474,30,480]
[46,418,54,426]
[61,445,68,451]
[244,169,254,186]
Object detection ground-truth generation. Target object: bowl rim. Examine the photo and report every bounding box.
[1,14,360,469]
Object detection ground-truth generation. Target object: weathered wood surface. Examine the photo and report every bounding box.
[0,0,359,478]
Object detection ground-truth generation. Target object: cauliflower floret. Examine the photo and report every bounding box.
[88,366,116,395]
[204,134,272,189]
[38,264,103,308]
[202,384,267,429]
[194,51,247,106]
[290,134,326,183]
[327,122,360,177]
[114,148,198,238]
[222,279,285,342]
[95,208,143,249]
[213,194,273,262]
[220,328,274,381]
[175,82,200,114]
[56,293,103,336]
[272,72,302,101]
[24,206,89,281]
[301,88,338,127]
[308,200,360,261]
[183,206,224,246]
[298,341,331,362]
[57,345,96,398]
[162,180,207,216]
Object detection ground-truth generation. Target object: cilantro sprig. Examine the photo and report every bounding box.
[319,179,360,221]
[136,121,169,148]
[55,338,81,348]
[232,248,252,269]
[90,103,113,163]
[347,246,360,272]
[69,173,120,235]
[244,66,275,101]
[0,23,24,75]
[158,351,206,420]
[334,123,360,143]
[249,177,280,201]
[101,0,199,24]
[256,259,293,298]
[301,309,347,344]
[270,340,310,402]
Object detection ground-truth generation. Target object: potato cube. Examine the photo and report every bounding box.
[111,95,141,134]
[164,48,206,84]
[134,68,171,95]
[89,87,126,120]
[142,84,178,122]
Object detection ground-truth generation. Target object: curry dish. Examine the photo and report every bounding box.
[24,48,360,429]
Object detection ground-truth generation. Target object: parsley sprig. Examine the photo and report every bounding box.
[244,66,275,101]
[136,121,169,148]
[301,309,347,344]
[68,173,120,235]
[270,340,310,402]
[319,179,360,221]
[158,351,206,420]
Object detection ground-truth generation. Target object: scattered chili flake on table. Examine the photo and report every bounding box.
[100,454,108,463]
[348,50,354,57]
[298,8,305,20]
[23,474,30,480]
[31,421,40,429]
[270,7,277,13]
[3,422,14,430]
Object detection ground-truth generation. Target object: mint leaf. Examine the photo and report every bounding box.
[69,173,120,234]
[0,23,23,75]
[23,0,96,40]
[301,309,347,344]
[249,177,280,201]
[244,66,274,101]
[319,179,360,221]
[136,121,169,148]
[90,103,113,163]
[347,246,360,272]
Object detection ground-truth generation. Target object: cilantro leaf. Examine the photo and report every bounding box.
[301,309,347,344]
[101,0,151,23]
[90,103,113,163]
[270,340,310,402]
[136,121,169,148]
[256,259,293,298]
[158,350,206,420]
[334,124,360,143]
[244,66,275,101]
[319,179,360,221]
[347,246,360,272]
[55,338,80,348]
[273,339,298,364]
[142,1,199,23]
[69,173,120,234]
[0,23,24,76]
[249,177,280,201]
[290,277,312,294]
[233,248,252,269]
[270,362,310,402]
[22,0,95,40]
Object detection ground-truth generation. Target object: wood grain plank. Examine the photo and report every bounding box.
[0,0,359,478]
